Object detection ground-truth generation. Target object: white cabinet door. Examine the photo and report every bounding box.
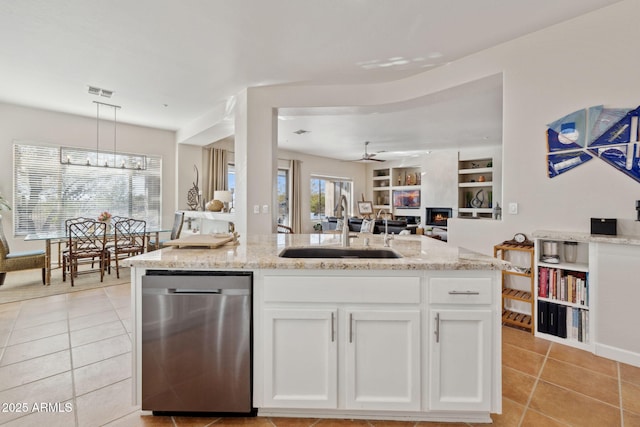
[345,309,421,411]
[429,309,492,411]
[263,308,338,408]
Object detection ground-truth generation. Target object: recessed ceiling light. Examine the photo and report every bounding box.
[88,86,100,96]
[100,89,113,98]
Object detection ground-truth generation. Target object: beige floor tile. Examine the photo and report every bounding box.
[540,357,620,406]
[502,325,550,355]
[115,305,132,320]
[0,332,69,366]
[0,349,71,391]
[622,380,640,415]
[18,299,68,316]
[68,299,114,319]
[8,319,68,345]
[520,408,570,426]
[0,372,73,424]
[68,308,120,331]
[502,365,536,405]
[66,287,108,301]
[73,352,132,396]
[2,399,75,426]
[12,309,68,330]
[75,378,139,426]
[529,379,621,426]
[548,342,618,377]
[70,319,126,347]
[621,362,640,387]
[0,301,22,314]
[72,333,131,368]
[502,342,545,377]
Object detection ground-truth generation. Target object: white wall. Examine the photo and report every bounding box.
[279,149,367,233]
[234,0,640,254]
[0,102,176,252]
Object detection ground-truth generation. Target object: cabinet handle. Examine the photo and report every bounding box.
[331,312,335,342]
[448,290,480,295]
[349,313,353,343]
[434,312,440,343]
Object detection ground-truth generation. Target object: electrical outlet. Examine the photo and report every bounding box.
[253,205,260,214]
[262,204,269,214]
[508,202,518,215]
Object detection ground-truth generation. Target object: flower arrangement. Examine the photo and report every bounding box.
[97,211,112,222]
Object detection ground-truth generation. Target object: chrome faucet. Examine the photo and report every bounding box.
[377,208,393,247]
[338,195,350,247]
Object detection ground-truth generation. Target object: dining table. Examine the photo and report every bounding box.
[24,226,170,285]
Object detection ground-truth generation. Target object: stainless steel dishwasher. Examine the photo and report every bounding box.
[141,270,254,415]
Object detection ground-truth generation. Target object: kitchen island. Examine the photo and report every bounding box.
[128,234,508,423]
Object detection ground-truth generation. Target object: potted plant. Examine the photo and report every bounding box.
[0,194,11,211]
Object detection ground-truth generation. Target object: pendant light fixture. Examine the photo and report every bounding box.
[60,101,147,170]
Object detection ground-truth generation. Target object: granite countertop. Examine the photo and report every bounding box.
[128,233,508,271]
[532,230,640,246]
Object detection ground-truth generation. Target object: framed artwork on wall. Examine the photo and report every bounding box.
[357,201,374,217]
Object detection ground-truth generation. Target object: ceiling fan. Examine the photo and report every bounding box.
[347,141,386,162]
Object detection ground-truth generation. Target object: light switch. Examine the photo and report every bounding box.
[262,204,269,214]
[253,205,260,214]
[508,202,518,215]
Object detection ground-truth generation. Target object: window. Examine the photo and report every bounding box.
[277,168,289,225]
[310,175,352,220]
[13,142,162,235]
[228,163,235,209]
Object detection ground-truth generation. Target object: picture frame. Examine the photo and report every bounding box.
[360,219,374,233]
[357,201,374,216]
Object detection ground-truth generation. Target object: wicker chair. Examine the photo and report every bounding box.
[62,220,110,287]
[0,214,46,286]
[148,212,184,251]
[110,218,146,278]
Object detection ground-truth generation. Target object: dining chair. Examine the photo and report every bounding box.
[0,214,46,286]
[59,216,94,269]
[110,218,146,278]
[62,220,110,286]
[148,211,184,251]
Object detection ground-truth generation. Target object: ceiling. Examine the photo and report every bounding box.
[0,0,622,157]
[277,73,503,161]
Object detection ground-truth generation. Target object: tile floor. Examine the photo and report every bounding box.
[1,282,639,426]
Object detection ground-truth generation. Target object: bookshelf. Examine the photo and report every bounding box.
[494,243,534,334]
[534,237,592,351]
[372,166,421,218]
[458,157,494,219]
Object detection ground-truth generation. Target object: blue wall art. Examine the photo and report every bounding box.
[547,105,640,183]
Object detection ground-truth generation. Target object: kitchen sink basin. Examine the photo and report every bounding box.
[278,247,402,259]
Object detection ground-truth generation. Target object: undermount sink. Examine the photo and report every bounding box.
[278,247,402,259]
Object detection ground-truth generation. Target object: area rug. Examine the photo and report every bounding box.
[0,266,131,304]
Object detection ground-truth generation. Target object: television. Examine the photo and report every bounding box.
[392,189,420,208]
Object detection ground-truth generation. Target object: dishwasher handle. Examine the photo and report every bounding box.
[166,288,250,296]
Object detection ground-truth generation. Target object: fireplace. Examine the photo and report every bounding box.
[425,207,452,227]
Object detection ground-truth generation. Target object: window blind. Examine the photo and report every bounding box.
[13,142,162,236]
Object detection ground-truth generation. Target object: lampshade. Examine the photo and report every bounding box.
[214,190,232,203]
